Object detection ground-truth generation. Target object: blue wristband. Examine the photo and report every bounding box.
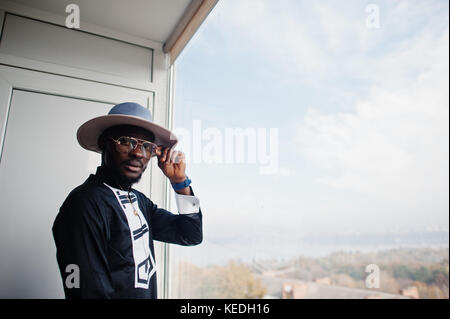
[171,176,191,190]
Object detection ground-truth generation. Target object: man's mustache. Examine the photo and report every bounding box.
[123,160,144,168]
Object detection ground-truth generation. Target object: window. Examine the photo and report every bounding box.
[168,0,449,299]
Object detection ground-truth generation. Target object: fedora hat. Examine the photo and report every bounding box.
[77,102,178,153]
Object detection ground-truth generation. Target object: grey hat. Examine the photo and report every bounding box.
[77,102,178,153]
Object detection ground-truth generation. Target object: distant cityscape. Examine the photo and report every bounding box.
[171,247,449,299]
[174,230,449,267]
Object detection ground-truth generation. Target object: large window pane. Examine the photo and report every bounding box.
[169,0,449,299]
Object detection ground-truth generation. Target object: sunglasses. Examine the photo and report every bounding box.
[109,136,158,158]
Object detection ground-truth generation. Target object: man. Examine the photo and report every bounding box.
[52,102,202,299]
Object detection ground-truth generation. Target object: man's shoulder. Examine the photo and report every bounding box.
[61,175,112,209]
[54,176,113,232]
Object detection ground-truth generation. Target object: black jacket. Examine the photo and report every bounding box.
[52,166,202,299]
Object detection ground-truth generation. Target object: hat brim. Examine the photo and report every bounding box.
[77,114,178,153]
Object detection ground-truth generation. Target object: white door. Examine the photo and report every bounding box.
[0,66,157,298]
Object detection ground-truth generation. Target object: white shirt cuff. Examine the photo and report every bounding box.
[175,192,200,214]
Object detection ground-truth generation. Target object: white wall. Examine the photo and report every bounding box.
[0,3,172,298]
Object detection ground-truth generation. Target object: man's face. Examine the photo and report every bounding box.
[100,125,156,184]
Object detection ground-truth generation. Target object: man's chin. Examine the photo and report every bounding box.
[122,172,143,184]
[116,167,144,185]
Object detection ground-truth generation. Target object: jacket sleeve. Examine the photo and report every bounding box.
[52,191,114,299]
[146,187,203,246]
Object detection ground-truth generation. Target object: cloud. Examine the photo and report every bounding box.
[182,0,449,232]
[197,0,448,88]
[296,27,449,217]
[205,0,331,74]
[276,165,296,177]
[205,0,448,211]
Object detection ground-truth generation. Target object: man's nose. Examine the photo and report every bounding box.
[129,144,145,158]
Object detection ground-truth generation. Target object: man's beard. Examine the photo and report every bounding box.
[109,164,144,188]
[123,173,143,184]
[120,169,143,185]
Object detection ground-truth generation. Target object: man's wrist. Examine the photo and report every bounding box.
[174,185,193,196]
[171,176,192,193]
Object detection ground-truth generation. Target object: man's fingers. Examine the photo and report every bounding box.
[174,151,185,164]
[158,147,181,164]
[172,151,178,164]
[155,146,163,157]
[170,149,182,164]
[157,147,165,163]
[160,147,169,162]
[158,147,184,164]
[170,149,178,164]
[166,148,172,163]
[164,148,169,163]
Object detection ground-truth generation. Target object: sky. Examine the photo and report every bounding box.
[170,0,449,259]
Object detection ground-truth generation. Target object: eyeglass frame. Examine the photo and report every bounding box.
[109,136,159,158]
